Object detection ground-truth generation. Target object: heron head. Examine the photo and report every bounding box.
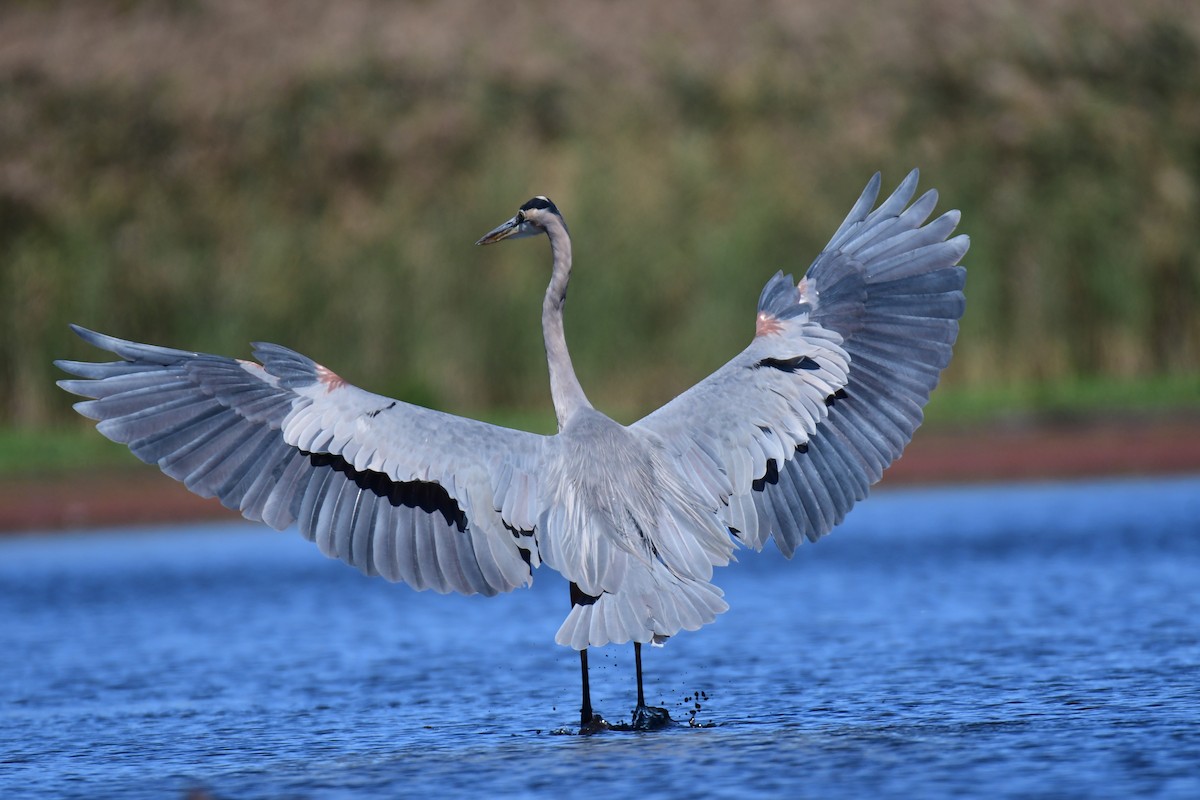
[476,196,566,245]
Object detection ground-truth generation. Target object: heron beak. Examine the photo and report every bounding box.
[475,215,522,246]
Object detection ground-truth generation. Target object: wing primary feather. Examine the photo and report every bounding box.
[349,487,380,578]
[298,463,336,545]
[826,172,883,250]
[330,478,361,564]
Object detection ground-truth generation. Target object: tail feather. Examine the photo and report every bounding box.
[554,558,729,650]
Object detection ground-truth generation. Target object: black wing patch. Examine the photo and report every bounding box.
[753,355,820,373]
[307,451,469,532]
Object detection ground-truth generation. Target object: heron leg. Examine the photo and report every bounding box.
[579,648,593,728]
[630,640,672,730]
[635,641,646,708]
[570,582,606,731]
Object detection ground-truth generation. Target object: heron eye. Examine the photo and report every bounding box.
[516,211,526,223]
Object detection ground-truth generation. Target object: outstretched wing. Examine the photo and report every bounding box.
[635,169,968,555]
[56,327,545,596]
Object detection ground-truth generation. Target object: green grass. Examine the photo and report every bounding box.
[922,373,1200,428]
[2,2,1199,427]
[0,424,148,478]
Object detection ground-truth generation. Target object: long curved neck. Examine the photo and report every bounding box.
[541,214,592,429]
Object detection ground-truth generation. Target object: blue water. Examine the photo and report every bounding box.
[2,476,1199,799]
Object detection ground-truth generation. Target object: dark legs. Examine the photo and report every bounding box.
[579,647,593,728]
[631,641,672,730]
[568,583,670,730]
[570,582,603,729]
[634,641,646,708]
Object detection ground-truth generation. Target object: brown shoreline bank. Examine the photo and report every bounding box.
[3,415,1199,534]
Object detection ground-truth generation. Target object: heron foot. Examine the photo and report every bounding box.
[569,706,675,733]
[630,704,673,731]
[579,712,611,735]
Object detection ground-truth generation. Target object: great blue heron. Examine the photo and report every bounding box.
[56,170,966,731]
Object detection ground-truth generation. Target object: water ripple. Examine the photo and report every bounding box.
[2,476,1198,799]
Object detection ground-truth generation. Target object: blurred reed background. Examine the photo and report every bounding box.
[2,0,1198,440]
